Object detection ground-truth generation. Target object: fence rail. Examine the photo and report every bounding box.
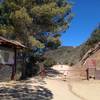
[46,69,87,80]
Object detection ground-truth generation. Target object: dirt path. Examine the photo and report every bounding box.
[0,78,53,100]
[0,78,100,100]
[45,78,100,100]
[45,78,85,100]
[67,82,87,100]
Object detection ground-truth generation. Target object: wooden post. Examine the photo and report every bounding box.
[39,63,46,79]
[94,68,96,79]
[11,48,16,80]
[86,68,89,80]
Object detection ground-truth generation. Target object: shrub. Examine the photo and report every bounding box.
[43,57,56,68]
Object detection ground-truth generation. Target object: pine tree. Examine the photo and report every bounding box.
[0,0,73,48]
[0,0,73,78]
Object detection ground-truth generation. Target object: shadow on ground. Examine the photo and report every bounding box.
[46,68,60,78]
[0,80,53,100]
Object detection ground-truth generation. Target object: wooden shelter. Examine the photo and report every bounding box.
[0,36,25,80]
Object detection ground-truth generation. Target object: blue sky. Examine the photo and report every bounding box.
[60,0,100,46]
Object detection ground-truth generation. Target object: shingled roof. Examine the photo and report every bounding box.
[0,36,26,48]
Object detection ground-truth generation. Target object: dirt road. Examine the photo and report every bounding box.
[45,78,86,100]
[0,78,100,100]
[45,78,100,100]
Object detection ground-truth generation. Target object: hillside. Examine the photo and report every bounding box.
[45,46,82,66]
[44,25,100,66]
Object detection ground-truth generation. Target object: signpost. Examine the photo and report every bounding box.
[0,48,14,65]
[0,36,25,80]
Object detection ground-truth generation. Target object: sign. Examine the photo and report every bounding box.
[84,58,96,69]
[0,48,14,65]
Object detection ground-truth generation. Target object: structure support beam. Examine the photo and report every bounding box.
[11,48,16,80]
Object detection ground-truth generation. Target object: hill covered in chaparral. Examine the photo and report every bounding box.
[44,25,100,67]
[44,46,82,66]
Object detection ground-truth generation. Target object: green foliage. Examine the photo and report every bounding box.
[44,46,81,65]
[45,35,61,49]
[80,25,100,58]
[86,29,100,47]
[0,25,15,38]
[10,7,32,44]
[10,7,32,27]
[43,57,56,67]
[0,0,73,79]
[0,0,72,48]
[31,2,72,32]
[29,36,45,48]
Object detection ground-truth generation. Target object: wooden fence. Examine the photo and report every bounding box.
[46,68,87,80]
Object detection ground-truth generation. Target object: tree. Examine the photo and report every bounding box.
[0,0,73,46]
[80,24,100,59]
[0,0,73,78]
[86,25,100,47]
